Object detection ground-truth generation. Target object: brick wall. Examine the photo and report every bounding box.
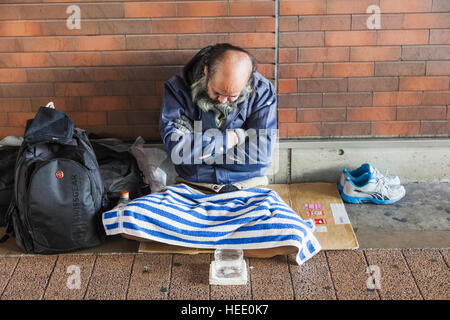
[0,0,448,141]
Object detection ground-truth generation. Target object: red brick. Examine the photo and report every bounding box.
[278,48,297,63]
[229,33,275,48]
[125,35,177,50]
[0,113,7,126]
[298,47,349,62]
[96,20,152,35]
[433,0,450,12]
[87,112,107,126]
[297,108,346,122]
[130,96,163,110]
[278,63,323,78]
[279,32,324,47]
[0,83,54,98]
[279,17,298,32]
[280,0,326,15]
[151,19,203,34]
[82,96,131,111]
[422,91,450,106]
[0,69,27,83]
[0,127,25,139]
[298,78,347,93]
[372,121,421,135]
[397,106,446,121]
[325,31,376,46]
[298,15,351,31]
[30,97,81,112]
[323,92,372,107]
[373,92,423,107]
[426,61,450,76]
[124,3,177,18]
[0,21,44,37]
[255,17,276,32]
[177,2,228,17]
[278,109,297,123]
[380,0,433,13]
[229,1,274,16]
[377,30,429,46]
[350,47,401,62]
[0,98,31,112]
[348,77,399,92]
[320,122,371,136]
[55,82,105,97]
[257,64,275,79]
[375,62,426,76]
[107,111,160,126]
[278,123,288,137]
[404,13,450,29]
[351,14,404,30]
[347,107,396,121]
[76,36,126,51]
[202,17,256,33]
[327,0,381,14]
[278,79,297,94]
[286,123,321,137]
[7,112,36,126]
[402,46,450,60]
[277,93,322,108]
[420,121,450,135]
[324,63,374,77]
[0,4,123,20]
[399,77,450,91]
[430,30,450,45]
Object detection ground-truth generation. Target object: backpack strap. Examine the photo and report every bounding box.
[0,200,15,243]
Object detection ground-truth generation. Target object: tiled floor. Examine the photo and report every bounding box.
[0,249,448,300]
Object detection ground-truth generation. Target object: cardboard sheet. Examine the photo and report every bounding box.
[139,183,359,254]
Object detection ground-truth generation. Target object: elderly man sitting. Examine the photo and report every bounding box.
[159,43,277,193]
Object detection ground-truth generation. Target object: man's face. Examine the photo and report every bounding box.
[204,64,251,105]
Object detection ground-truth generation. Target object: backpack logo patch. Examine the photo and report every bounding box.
[56,171,64,178]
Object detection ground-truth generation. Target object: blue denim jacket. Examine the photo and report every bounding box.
[159,71,277,184]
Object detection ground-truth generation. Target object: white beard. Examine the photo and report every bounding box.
[191,75,253,128]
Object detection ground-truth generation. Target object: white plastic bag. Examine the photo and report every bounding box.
[130,136,167,193]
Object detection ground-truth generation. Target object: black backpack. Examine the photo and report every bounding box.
[0,146,19,227]
[1,105,106,254]
[90,140,149,211]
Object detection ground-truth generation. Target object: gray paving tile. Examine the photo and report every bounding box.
[249,255,294,300]
[169,254,210,300]
[439,249,450,267]
[326,250,379,300]
[364,249,422,300]
[84,254,134,300]
[402,249,450,300]
[209,258,252,300]
[43,254,96,300]
[127,253,172,300]
[0,257,19,297]
[288,251,336,300]
[1,255,57,300]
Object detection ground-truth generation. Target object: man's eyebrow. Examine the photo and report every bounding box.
[211,87,240,97]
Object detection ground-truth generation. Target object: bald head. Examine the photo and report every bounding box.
[204,50,253,104]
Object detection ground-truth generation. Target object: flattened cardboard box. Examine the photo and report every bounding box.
[139,183,359,254]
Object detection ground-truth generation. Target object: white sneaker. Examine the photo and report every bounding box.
[338,163,401,192]
[341,172,405,204]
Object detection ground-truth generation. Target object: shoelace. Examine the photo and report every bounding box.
[374,175,393,197]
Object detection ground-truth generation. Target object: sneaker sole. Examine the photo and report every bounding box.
[340,192,405,205]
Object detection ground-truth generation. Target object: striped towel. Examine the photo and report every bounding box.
[102,184,322,265]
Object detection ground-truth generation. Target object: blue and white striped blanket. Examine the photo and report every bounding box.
[102,184,321,265]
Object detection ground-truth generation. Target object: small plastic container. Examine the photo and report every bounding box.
[209,248,247,285]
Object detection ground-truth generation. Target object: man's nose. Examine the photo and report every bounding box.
[217,95,229,104]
